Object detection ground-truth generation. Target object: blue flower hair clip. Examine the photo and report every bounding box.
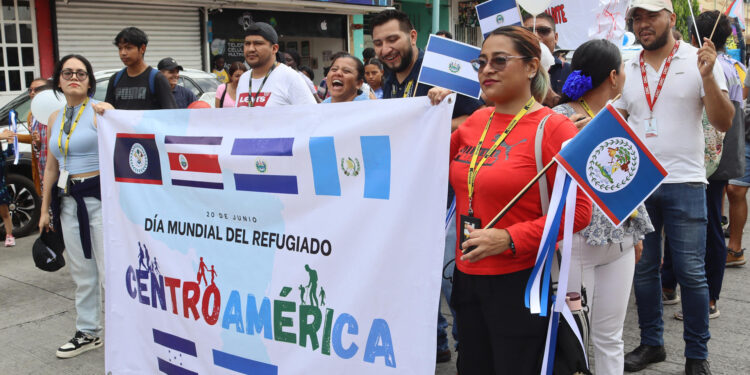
[561,70,593,101]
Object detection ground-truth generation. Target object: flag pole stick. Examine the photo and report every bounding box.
[687,0,703,47]
[709,0,729,41]
[484,160,555,229]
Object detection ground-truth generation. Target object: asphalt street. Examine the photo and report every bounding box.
[1,202,749,374]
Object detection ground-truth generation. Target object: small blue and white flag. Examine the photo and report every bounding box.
[229,137,299,195]
[476,0,522,38]
[418,35,481,99]
[309,135,391,200]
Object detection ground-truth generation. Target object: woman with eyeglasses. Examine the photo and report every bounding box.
[553,39,653,375]
[429,26,591,374]
[38,54,113,359]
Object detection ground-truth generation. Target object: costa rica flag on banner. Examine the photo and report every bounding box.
[113,133,163,185]
[554,104,668,226]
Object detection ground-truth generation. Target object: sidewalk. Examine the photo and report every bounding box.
[1,220,749,374]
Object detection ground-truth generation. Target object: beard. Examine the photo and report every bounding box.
[640,28,670,51]
[384,44,414,74]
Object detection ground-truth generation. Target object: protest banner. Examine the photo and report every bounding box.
[543,0,630,50]
[98,97,453,374]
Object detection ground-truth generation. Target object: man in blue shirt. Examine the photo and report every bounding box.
[158,57,197,108]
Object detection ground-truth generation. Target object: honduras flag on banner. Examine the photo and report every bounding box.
[418,35,481,99]
[476,0,522,38]
[554,104,668,226]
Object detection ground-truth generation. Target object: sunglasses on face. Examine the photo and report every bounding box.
[470,55,531,72]
[61,69,89,81]
[525,26,553,37]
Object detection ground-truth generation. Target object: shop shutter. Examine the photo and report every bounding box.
[55,1,202,71]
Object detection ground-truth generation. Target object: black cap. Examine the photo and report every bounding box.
[32,231,65,272]
[157,57,183,71]
[245,22,278,45]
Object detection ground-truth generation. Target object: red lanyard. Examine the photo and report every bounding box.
[639,41,679,113]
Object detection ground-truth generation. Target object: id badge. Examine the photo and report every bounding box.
[459,214,481,253]
[57,170,69,190]
[645,118,658,138]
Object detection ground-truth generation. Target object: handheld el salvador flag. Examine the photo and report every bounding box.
[554,104,668,226]
[113,133,163,185]
[476,0,522,37]
[726,0,745,30]
[418,35,482,99]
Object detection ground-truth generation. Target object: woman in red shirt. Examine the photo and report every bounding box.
[445,26,592,374]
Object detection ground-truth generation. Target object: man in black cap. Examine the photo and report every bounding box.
[158,57,197,108]
[234,22,316,107]
[104,27,176,110]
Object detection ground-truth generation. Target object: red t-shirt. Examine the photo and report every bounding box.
[449,106,592,275]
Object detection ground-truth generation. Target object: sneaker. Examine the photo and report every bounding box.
[674,305,720,321]
[624,344,666,372]
[4,235,14,247]
[726,248,746,267]
[685,358,712,375]
[56,331,102,358]
[662,289,680,305]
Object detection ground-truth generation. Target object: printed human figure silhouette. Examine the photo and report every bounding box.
[319,287,326,306]
[298,284,306,305]
[209,265,218,285]
[144,247,151,271]
[137,243,147,271]
[197,257,209,286]
[152,257,160,275]
[304,264,319,307]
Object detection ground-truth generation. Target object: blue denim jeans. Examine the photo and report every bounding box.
[61,196,105,336]
[437,214,459,352]
[635,183,710,359]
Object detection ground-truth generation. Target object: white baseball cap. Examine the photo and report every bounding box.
[627,0,674,18]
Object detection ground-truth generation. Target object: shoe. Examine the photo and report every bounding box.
[624,344,666,372]
[56,331,102,358]
[4,235,14,247]
[727,248,746,267]
[662,289,680,305]
[724,227,731,238]
[436,349,451,363]
[675,305,720,320]
[721,215,728,226]
[685,358,712,375]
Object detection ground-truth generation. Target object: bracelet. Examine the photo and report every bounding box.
[508,232,516,255]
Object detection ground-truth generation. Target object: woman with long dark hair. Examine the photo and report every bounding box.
[553,39,653,374]
[38,54,113,358]
[215,61,248,108]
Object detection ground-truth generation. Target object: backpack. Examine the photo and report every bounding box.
[113,67,158,94]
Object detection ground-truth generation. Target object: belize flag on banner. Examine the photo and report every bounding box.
[554,104,668,226]
[113,133,163,185]
[476,0,522,37]
[418,35,482,99]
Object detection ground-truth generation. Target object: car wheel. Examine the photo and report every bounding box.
[3,173,40,238]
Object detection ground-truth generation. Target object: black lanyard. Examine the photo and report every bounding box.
[248,62,277,107]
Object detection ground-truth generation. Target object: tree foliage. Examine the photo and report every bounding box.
[673,0,702,39]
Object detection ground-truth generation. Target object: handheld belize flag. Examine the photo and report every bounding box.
[418,35,482,99]
[554,104,668,226]
[113,133,163,185]
[476,0,522,38]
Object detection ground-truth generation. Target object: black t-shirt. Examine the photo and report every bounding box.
[382,50,484,119]
[105,66,177,110]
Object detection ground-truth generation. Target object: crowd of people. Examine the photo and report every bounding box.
[12,0,747,374]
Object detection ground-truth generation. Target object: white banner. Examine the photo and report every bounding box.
[544,0,630,50]
[99,97,453,374]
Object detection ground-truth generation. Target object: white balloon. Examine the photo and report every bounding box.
[517,0,552,17]
[30,90,66,124]
[623,32,636,47]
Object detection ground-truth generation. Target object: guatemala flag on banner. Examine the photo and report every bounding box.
[418,35,482,99]
[476,0,522,38]
[555,104,668,226]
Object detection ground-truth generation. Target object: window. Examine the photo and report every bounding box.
[0,0,36,93]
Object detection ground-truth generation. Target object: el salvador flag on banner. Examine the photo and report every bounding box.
[554,104,668,226]
[309,135,391,200]
[476,0,522,38]
[229,137,299,194]
[418,35,482,99]
[113,133,163,185]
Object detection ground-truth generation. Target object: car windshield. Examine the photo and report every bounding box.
[191,77,220,93]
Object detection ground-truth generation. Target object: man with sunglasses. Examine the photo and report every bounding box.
[523,13,571,106]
